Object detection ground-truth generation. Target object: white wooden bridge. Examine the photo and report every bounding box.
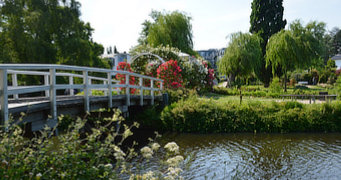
[0,64,164,131]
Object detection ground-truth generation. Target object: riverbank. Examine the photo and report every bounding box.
[158,94,341,133]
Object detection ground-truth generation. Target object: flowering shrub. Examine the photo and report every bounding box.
[181,58,215,91]
[130,44,182,74]
[157,60,184,89]
[116,62,136,94]
[0,111,185,179]
[144,61,162,87]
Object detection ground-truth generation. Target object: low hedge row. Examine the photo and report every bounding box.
[160,96,341,133]
[213,86,335,98]
[213,86,281,98]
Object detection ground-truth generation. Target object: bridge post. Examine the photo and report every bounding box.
[151,80,154,105]
[107,72,112,108]
[48,68,57,128]
[69,76,74,96]
[83,71,90,112]
[160,80,163,93]
[125,74,130,106]
[88,78,92,96]
[0,69,9,129]
[139,77,143,106]
[11,73,19,100]
[44,74,49,97]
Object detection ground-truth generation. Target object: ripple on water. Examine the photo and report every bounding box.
[160,133,341,180]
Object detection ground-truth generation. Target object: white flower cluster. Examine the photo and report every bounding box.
[129,171,157,180]
[166,155,184,167]
[183,58,209,87]
[151,142,161,151]
[165,167,183,180]
[128,141,185,180]
[164,142,180,154]
[141,146,153,159]
[112,145,126,161]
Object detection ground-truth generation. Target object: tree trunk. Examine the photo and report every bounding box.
[239,88,242,104]
[284,72,287,92]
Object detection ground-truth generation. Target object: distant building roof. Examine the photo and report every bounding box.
[331,54,341,60]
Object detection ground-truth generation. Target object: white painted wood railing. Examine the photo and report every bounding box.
[0,64,163,128]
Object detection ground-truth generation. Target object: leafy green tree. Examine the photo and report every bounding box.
[0,0,107,68]
[289,20,327,68]
[266,30,303,92]
[218,32,262,103]
[138,10,195,56]
[219,32,262,79]
[249,0,287,87]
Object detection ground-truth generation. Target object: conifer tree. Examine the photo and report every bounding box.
[250,0,287,87]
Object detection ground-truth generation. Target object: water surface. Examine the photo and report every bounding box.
[158,133,341,179]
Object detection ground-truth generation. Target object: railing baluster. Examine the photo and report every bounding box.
[11,73,18,100]
[140,77,143,106]
[44,74,49,97]
[126,74,130,106]
[107,72,112,108]
[88,78,92,96]
[49,68,57,128]
[160,80,163,94]
[69,76,74,96]
[151,80,154,105]
[83,71,90,112]
[0,69,9,129]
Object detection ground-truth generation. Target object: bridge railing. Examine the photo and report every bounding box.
[0,64,164,128]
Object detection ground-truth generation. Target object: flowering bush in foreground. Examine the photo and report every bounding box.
[157,60,184,89]
[0,111,184,179]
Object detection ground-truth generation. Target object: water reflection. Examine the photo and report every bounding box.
[159,133,341,179]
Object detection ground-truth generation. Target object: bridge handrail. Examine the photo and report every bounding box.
[0,64,164,128]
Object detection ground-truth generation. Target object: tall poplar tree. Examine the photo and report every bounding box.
[250,0,287,87]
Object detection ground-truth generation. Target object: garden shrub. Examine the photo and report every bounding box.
[165,88,197,104]
[269,77,282,93]
[161,98,341,133]
[0,111,185,179]
[157,60,184,89]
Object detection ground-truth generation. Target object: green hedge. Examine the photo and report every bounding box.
[213,86,337,98]
[161,96,341,133]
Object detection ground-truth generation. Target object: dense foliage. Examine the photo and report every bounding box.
[161,96,341,133]
[0,111,185,179]
[249,0,287,86]
[138,10,196,56]
[0,0,108,68]
[218,32,262,81]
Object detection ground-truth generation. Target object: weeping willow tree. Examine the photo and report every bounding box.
[265,30,301,92]
[138,10,196,56]
[218,32,262,103]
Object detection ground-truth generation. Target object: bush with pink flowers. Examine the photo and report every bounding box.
[157,60,184,89]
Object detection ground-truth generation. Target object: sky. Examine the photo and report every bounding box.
[78,0,341,52]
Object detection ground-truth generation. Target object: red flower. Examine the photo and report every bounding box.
[116,62,136,94]
[157,60,184,89]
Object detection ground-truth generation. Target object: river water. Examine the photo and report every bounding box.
[156,133,341,179]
